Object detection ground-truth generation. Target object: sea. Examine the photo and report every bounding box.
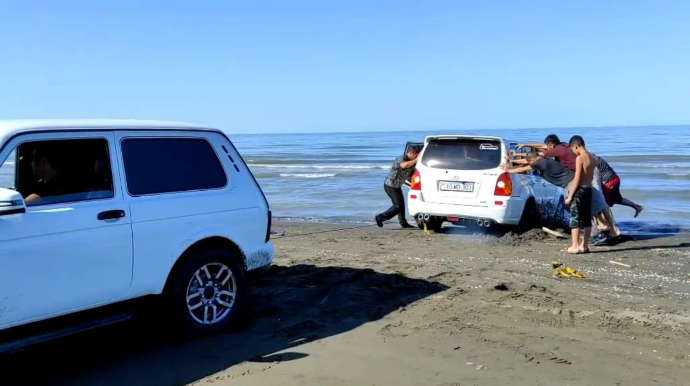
[231,126,690,235]
[1,126,688,235]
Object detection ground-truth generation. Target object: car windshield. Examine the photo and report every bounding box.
[421,139,502,170]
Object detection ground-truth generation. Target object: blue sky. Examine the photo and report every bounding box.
[1,1,688,134]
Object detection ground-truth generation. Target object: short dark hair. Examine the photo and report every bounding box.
[526,150,539,161]
[569,135,586,147]
[544,134,560,146]
[409,145,422,153]
[32,144,60,169]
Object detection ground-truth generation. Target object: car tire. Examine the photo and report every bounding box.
[516,199,541,234]
[166,248,247,337]
[416,217,443,232]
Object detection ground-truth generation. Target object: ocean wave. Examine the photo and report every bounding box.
[279,173,337,179]
[613,162,690,169]
[605,154,690,162]
[250,163,389,170]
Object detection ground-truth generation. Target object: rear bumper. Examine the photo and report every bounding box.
[407,194,525,226]
[244,242,275,271]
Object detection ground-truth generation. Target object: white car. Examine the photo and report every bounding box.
[406,135,567,232]
[0,119,273,353]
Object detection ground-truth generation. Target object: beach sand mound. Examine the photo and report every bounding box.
[494,228,550,246]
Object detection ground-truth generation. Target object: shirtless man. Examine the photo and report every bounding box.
[564,135,596,254]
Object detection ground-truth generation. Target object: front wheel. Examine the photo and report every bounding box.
[166,249,247,336]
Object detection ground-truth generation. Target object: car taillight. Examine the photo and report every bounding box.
[410,170,422,191]
[494,173,512,196]
[266,210,272,242]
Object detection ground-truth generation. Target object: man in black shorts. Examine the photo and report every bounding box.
[375,145,421,228]
[565,135,596,254]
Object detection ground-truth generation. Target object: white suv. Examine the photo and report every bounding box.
[406,135,566,232]
[0,120,273,352]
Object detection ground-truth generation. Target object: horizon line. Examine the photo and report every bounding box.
[229,123,689,136]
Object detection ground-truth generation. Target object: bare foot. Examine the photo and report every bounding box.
[563,247,581,254]
[634,206,644,218]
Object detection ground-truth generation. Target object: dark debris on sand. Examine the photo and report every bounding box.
[494,229,550,247]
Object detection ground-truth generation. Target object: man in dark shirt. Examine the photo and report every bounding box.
[502,151,573,187]
[515,134,577,171]
[375,146,421,228]
[25,146,71,204]
[593,154,644,218]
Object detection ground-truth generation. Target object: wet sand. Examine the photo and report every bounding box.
[3,222,690,385]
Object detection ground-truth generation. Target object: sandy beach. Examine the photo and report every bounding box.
[3,221,690,386]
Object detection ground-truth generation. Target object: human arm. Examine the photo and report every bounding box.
[500,164,532,174]
[24,193,41,203]
[511,158,530,165]
[399,157,418,169]
[565,156,582,205]
[517,143,548,150]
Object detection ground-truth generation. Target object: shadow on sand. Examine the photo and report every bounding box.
[1,265,447,386]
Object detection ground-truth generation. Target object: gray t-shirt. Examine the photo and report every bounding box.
[530,158,574,188]
[385,156,414,188]
[593,154,617,184]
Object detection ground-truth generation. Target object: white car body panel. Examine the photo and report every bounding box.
[407,134,565,227]
[0,120,273,331]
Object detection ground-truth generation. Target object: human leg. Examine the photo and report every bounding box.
[378,185,401,223]
[567,187,584,253]
[393,187,411,225]
[609,180,644,217]
[579,187,593,252]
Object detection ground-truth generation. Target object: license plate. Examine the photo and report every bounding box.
[439,181,474,192]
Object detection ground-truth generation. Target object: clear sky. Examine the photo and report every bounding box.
[1,0,688,134]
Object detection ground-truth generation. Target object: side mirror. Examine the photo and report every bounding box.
[0,188,26,217]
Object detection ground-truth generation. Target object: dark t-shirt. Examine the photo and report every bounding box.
[593,154,617,183]
[531,158,574,188]
[33,174,72,199]
[542,143,576,171]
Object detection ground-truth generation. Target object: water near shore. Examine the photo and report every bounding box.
[1,126,687,235]
[232,126,690,234]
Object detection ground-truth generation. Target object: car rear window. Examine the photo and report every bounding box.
[421,139,502,170]
[121,137,227,196]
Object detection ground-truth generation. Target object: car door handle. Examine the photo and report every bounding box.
[97,210,126,221]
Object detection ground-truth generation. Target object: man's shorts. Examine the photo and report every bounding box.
[602,176,624,207]
[566,181,608,216]
[569,187,593,229]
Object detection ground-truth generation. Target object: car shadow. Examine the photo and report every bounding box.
[1,264,447,386]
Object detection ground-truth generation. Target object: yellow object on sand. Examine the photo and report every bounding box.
[423,222,431,236]
[552,260,563,269]
[553,266,585,279]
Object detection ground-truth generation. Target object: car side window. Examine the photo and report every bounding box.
[0,150,17,190]
[121,137,227,196]
[12,138,114,206]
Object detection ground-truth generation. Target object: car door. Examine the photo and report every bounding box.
[0,131,133,330]
[402,141,424,188]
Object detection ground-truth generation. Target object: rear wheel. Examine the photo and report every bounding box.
[516,199,541,234]
[416,217,444,232]
[166,249,247,336]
